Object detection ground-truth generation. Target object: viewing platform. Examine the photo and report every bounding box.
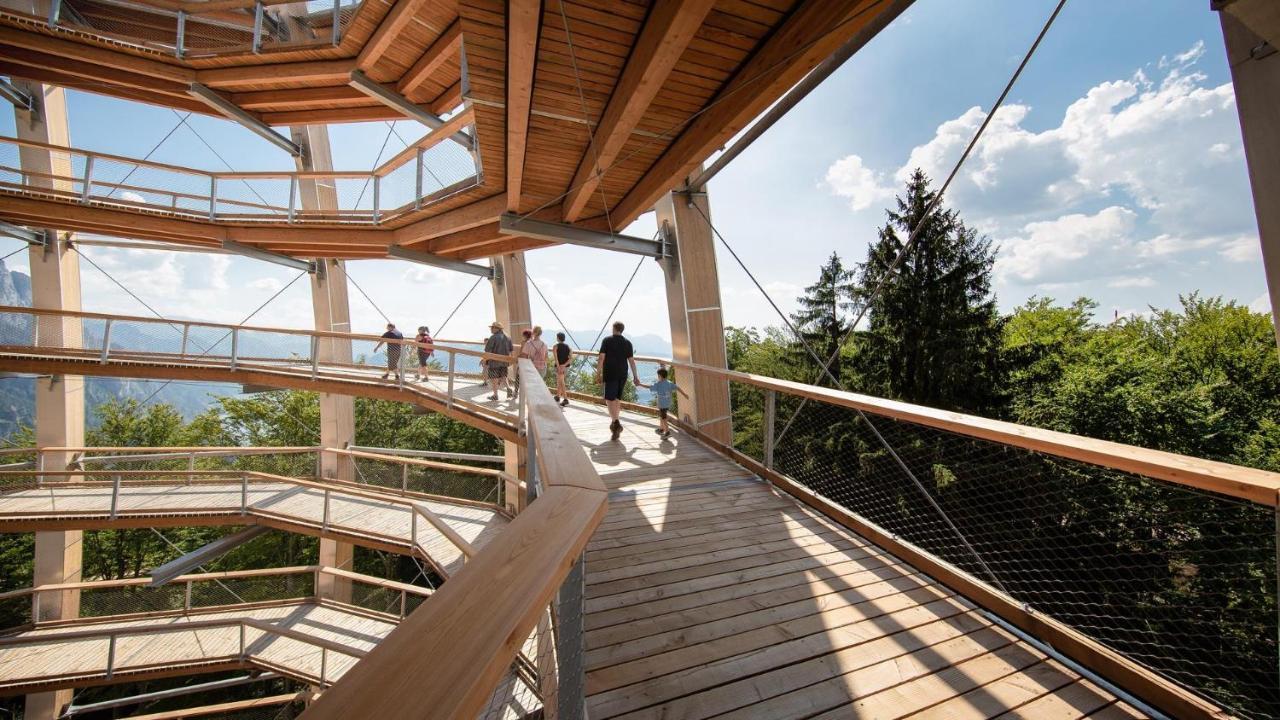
[2,319,1270,718]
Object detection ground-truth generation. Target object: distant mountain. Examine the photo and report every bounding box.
[0,260,229,439]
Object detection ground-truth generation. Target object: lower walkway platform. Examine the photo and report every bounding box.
[563,403,1146,719]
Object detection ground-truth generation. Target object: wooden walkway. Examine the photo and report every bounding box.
[0,602,384,692]
[564,403,1147,720]
[0,479,506,575]
[0,602,538,718]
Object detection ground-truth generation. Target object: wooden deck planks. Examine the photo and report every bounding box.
[561,402,1145,719]
[0,480,506,575]
[0,603,394,691]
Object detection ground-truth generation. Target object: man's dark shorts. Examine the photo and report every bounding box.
[658,408,668,419]
[603,378,626,401]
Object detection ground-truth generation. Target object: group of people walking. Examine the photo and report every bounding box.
[373,318,683,442]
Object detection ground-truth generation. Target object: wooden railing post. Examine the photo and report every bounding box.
[322,489,331,531]
[80,155,94,203]
[109,475,121,519]
[105,635,116,679]
[99,318,112,364]
[251,0,264,53]
[763,388,776,470]
[175,9,186,58]
[446,353,456,408]
[414,148,424,210]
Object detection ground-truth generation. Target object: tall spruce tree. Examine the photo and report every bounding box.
[855,169,1004,412]
[790,252,857,381]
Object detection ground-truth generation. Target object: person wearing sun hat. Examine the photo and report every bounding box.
[482,320,513,401]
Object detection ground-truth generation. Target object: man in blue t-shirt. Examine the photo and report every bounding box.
[595,321,640,441]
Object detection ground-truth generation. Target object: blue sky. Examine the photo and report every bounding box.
[1,0,1265,346]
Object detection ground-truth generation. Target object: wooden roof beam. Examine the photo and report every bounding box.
[0,62,214,115]
[0,26,194,83]
[505,0,541,213]
[394,193,507,245]
[398,19,462,99]
[559,0,716,223]
[610,0,893,226]
[356,0,435,71]
[197,59,355,88]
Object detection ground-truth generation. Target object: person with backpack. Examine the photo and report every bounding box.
[553,332,571,407]
[413,325,434,382]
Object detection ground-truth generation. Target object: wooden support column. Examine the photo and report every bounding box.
[653,170,732,444]
[490,252,530,512]
[15,78,83,720]
[293,125,354,597]
[1218,3,1280,345]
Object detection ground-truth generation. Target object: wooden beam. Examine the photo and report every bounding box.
[357,0,435,71]
[231,85,375,110]
[260,105,408,126]
[0,45,191,99]
[398,19,462,99]
[0,195,401,251]
[1219,7,1280,348]
[455,236,551,260]
[197,60,355,88]
[394,193,507,244]
[123,694,300,720]
[611,0,891,226]
[430,79,463,114]
[560,0,716,222]
[423,222,503,255]
[0,27,194,84]
[0,63,212,115]
[505,0,541,213]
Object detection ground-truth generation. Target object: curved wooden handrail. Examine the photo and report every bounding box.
[0,468,502,513]
[0,304,512,363]
[0,109,472,188]
[572,351,1280,507]
[301,359,609,720]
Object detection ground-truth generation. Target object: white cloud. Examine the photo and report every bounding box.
[1249,293,1271,314]
[822,154,894,211]
[249,277,284,293]
[1219,236,1261,262]
[996,206,1137,285]
[827,41,1258,300]
[1109,275,1156,288]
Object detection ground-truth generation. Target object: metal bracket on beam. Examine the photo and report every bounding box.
[0,220,49,246]
[222,240,316,273]
[0,79,33,112]
[386,245,495,278]
[347,70,474,150]
[498,213,664,258]
[187,83,303,157]
[148,525,272,586]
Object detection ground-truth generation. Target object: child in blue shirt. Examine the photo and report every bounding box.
[646,367,686,438]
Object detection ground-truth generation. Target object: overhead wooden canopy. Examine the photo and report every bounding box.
[0,0,911,260]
